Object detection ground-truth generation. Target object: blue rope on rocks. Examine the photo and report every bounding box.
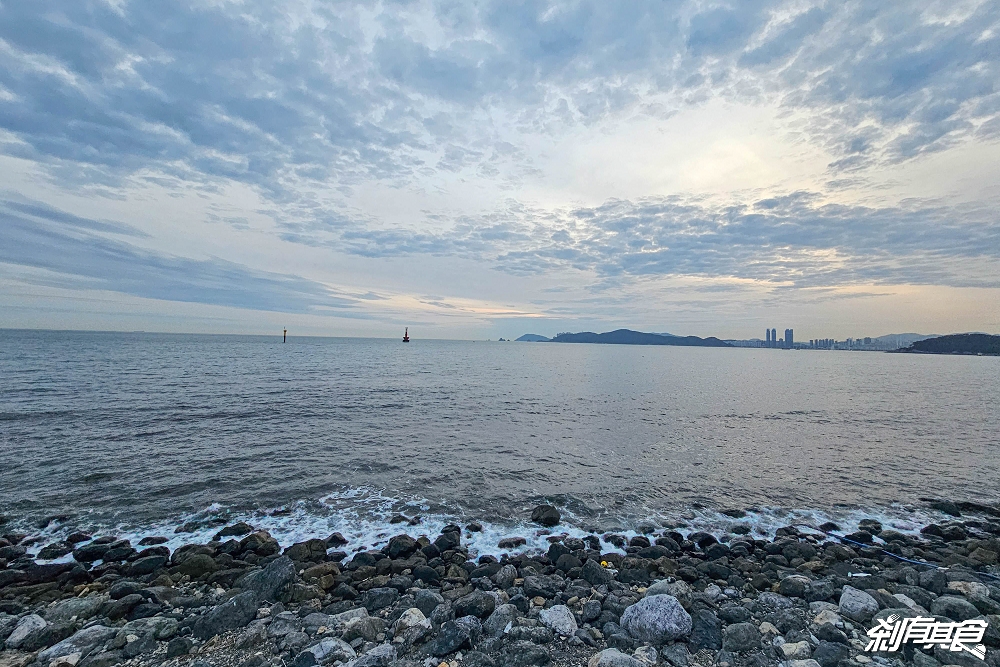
[792,523,1000,583]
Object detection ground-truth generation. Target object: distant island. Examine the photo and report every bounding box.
[516,329,731,347]
[899,333,1000,356]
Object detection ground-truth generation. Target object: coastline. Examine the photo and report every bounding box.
[2,502,999,667]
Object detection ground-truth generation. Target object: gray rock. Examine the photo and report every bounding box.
[539,604,578,636]
[360,587,399,612]
[934,644,987,667]
[632,645,658,666]
[237,555,296,601]
[582,559,614,586]
[582,599,603,623]
[531,505,560,527]
[660,643,690,667]
[930,595,980,621]
[392,608,431,637]
[620,594,692,644]
[454,614,483,644]
[688,609,722,651]
[484,603,518,637]
[502,640,551,666]
[587,648,644,667]
[414,589,444,617]
[838,585,879,622]
[493,564,517,589]
[779,575,813,599]
[193,591,259,639]
[4,613,46,649]
[812,640,850,667]
[454,590,496,618]
[721,622,760,652]
[45,595,108,623]
[36,625,116,665]
[463,651,497,667]
[341,615,384,643]
[426,619,471,656]
[305,636,356,663]
[268,611,302,637]
[350,642,396,667]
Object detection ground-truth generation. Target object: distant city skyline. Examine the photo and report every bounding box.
[0,2,998,338]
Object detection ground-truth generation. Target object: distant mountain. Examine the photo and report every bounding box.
[871,333,937,348]
[516,334,551,342]
[651,332,678,337]
[548,329,731,347]
[900,333,1000,356]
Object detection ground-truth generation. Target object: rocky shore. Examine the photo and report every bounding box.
[2,504,1000,667]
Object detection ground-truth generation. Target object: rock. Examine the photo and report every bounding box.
[193,591,258,639]
[174,553,218,578]
[166,636,193,658]
[426,619,471,656]
[360,587,399,612]
[498,537,527,549]
[484,604,518,637]
[351,642,396,667]
[813,622,849,644]
[304,637,356,663]
[454,590,496,619]
[582,599,602,623]
[688,609,722,651]
[779,575,813,599]
[412,564,439,584]
[414,589,444,618]
[214,522,254,540]
[129,555,167,576]
[919,569,948,594]
[539,605,577,636]
[530,505,560,527]
[812,640,850,667]
[587,648,644,667]
[582,559,614,586]
[931,595,980,621]
[284,539,328,563]
[392,608,431,637]
[502,640,551,666]
[463,651,496,667]
[36,625,116,665]
[633,646,658,666]
[45,595,108,623]
[238,556,296,601]
[493,564,517,589]
[721,622,760,652]
[619,594,692,644]
[341,616,385,643]
[385,535,418,560]
[71,543,110,563]
[838,585,879,622]
[4,613,46,649]
[780,640,812,660]
[454,614,483,645]
[660,643,689,667]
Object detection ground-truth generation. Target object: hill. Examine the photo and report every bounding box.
[515,334,551,342]
[548,329,731,347]
[901,333,1000,355]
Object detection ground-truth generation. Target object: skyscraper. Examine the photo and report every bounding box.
[785,328,793,349]
[771,328,777,348]
[766,329,771,346]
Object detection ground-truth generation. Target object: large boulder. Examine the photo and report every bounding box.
[237,555,296,601]
[588,648,645,667]
[192,591,258,639]
[620,595,692,644]
[454,590,496,619]
[4,614,46,649]
[386,535,419,560]
[838,586,879,622]
[36,625,117,665]
[538,605,577,636]
[45,594,108,623]
[531,505,561,527]
[302,637,356,664]
[722,622,761,652]
[931,596,980,621]
[582,559,614,586]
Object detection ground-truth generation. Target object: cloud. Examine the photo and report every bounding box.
[0,199,363,314]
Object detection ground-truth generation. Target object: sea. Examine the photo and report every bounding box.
[1,329,998,558]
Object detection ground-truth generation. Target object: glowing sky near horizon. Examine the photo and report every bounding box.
[1,0,998,339]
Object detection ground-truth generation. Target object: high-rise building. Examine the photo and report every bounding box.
[785,328,793,349]
[771,328,777,348]
[766,329,771,346]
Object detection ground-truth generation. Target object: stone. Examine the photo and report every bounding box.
[341,616,385,643]
[45,595,108,623]
[174,553,218,578]
[360,587,399,612]
[454,590,496,619]
[780,640,812,660]
[129,555,167,576]
[530,505,561,527]
[493,564,517,589]
[660,642,690,667]
[582,559,614,586]
[426,619,471,656]
[633,646,658,666]
[304,637,356,663]
[587,648,644,667]
[166,636,193,657]
[779,575,813,599]
[813,622,849,644]
[351,643,396,667]
[414,589,444,617]
[284,539,328,563]
[539,605,577,636]
[812,641,850,667]
[582,599,603,623]
[463,651,497,667]
[688,609,722,651]
[484,604,518,637]
[498,537,527,549]
[392,608,431,637]
[237,555,296,601]
[193,591,258,639]
[502,640,551,666]
[36,625,116,665]
[838,585,879,622]
[619,594,692,644]
[386,535,419,560]
[931,595,980,621]
[4,614,46,649]
[721,622,760,652]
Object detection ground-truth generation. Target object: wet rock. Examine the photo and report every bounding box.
[284,539,328,563]
[215,522,254,540]
[582,559,614,586]
[499,537,527,549]
[454,590,496,619]
[539,604,577,636]
[620,594,692,644]
[4,613,46,649]
[192,590,258,639]
[530,505,561,527]
[721,622,760,652]
[688,609,722,651]
[493,563,517,589]
[838,585,879,622]
[587,648,644,667]
[386,534,419,560]
[238,555,296,601]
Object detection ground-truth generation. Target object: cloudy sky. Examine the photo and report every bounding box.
[1,0,998,339]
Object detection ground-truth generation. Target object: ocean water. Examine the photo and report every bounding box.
[1,330,998,556]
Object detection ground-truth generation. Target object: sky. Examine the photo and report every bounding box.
[1,0,998,340]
